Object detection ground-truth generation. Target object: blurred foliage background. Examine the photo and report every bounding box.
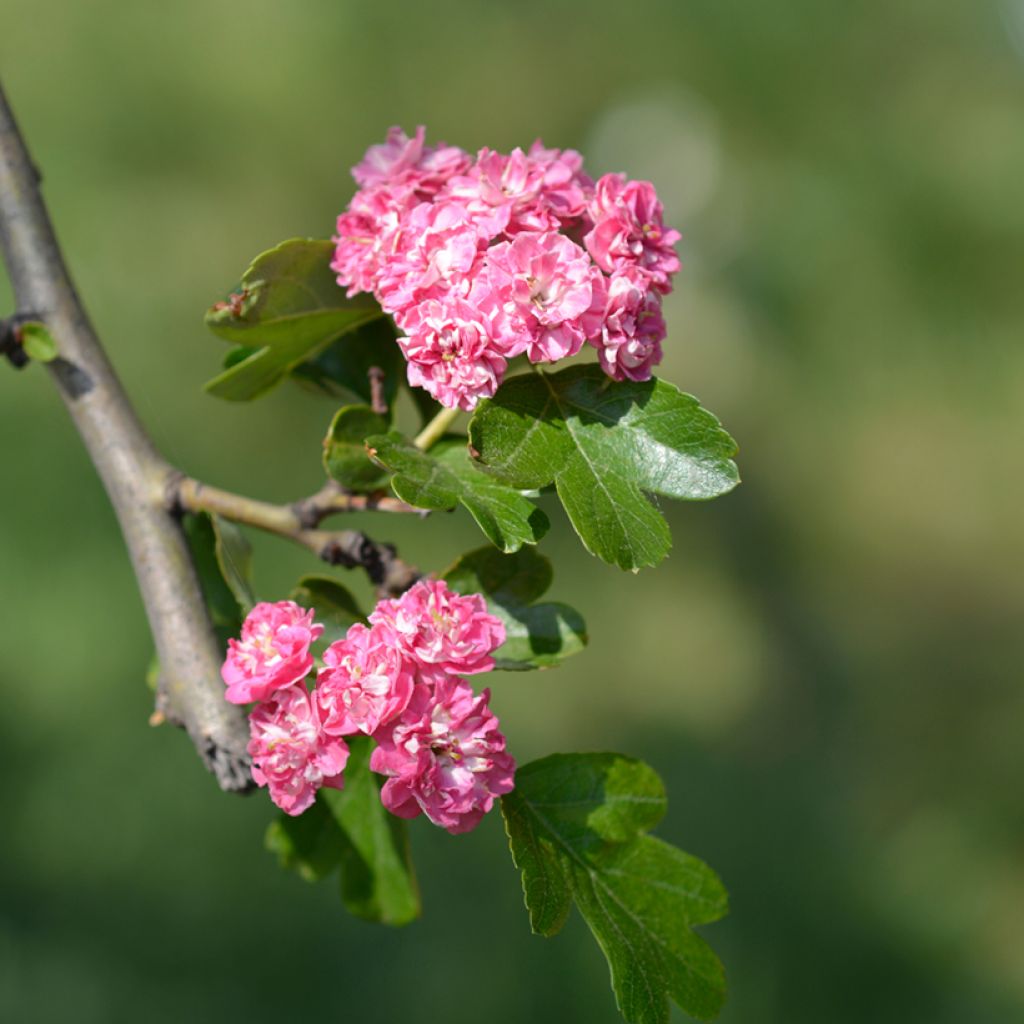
[2,1,1023,1021]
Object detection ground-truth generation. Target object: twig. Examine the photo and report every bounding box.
[413,405,461,451]
[290,478,422,528]
[0,80,253,792]
[171,476,421,597]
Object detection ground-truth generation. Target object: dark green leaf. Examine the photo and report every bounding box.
[289,575,364,647]
[366,433,549,552]
[266,798,345,883]
[443,546,586,670]
[323,405,392,492]
[183,513,247,628]
[469,366,739,570]
[322,738,420,926]
[293,318,403,409]
[265,738,420,926]
[204,239,384,401]
[503,753,728,1024]
[18,322,57,362]
[211,515,255,611]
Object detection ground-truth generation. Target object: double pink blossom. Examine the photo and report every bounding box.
[369,578,506,676]
[221,601,322,705]
[248,686,349,816]
[333,127,681,408]
[584,173,681,292]
[481,231,607,362]
[593,267,667,382]
[370,676,516,835]
[352,125,471,199]
[316,622,415,736]
[397,295,507,411]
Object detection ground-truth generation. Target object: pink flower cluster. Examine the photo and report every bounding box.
[221,586,515,833]
[333,127,680,410]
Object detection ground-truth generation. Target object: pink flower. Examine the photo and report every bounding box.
[221,601,323,705]
[446,147,554,233]
[352,126,471,197]
[369,578,505,676]
[248,686,349,816]
[332,184,417,298]
[396,294,507,410]
[584,173,680,292]
[526,140,593,223]
[375,198,503,316]
[481,232,607,362]
[594,267,666,382]
[369,677,516,834]
[315,623,415,736]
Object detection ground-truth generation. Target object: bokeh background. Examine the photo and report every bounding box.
[2,2,1023,1021]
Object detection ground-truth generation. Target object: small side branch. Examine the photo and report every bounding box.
[172,477,420,597]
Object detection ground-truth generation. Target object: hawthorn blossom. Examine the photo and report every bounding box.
[248,686,349,816]
[334,128,682,399]
[375,198,504,316]
[446,146,553,233]
[369,676,516,834]
[332,184,417,298]
[525,140,593,223]
[369,578,505,676]
[352,125,471,198]
[593,267,667,382]
[584,173,681,292]
[396,294,507,410]
[481,231,607,362]
[316,622,415,736]
[221,601,322,705]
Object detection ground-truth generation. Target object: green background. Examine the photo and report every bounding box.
[2,2,1022,1021]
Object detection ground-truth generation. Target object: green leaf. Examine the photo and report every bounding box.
[323,405,392,492]
[293,318,404,409]
[266,798,346,883]
[322,738,420,926]
[502,753,728,1024]
[366,432,549,553]
[443,546,587,670]
[266,738,420,926]
[183,512,250,628]
[469,366,739,571]
[289,574,364,647]
[210,515,256,611]
[204,238,384,401]
[18,322,58,362]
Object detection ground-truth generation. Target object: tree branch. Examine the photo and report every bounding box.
[171,476,421,597]
[0,80,253,792]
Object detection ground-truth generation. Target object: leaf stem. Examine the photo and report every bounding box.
[413,405,461,451]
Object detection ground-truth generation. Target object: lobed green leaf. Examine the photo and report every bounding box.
[502,753,728,1024]
[366,432,549,553]
[204,239,385,401]
[469,366,739,571]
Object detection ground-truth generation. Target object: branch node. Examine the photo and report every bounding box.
[0,312,40,369]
